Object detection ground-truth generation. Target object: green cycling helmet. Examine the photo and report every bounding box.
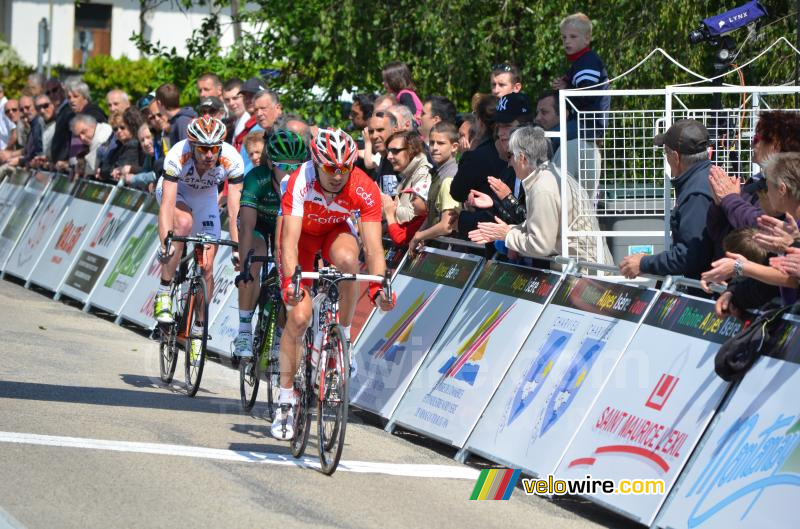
[266,128,308,162]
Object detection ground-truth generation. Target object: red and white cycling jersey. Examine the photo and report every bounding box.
[281,162,382,235]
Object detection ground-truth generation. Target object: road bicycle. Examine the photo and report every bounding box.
[236,249,283,419]
[287,265,392,475]
[157,231,238,397]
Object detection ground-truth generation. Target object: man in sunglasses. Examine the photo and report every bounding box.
[0,86,17,153]
[271,128,396,440]
[233,128,308,358]
[153,117,244,342]
[30,95,56,168]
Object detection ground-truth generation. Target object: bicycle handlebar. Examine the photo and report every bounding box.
[163,230,238,259]
[290,266,392,303]
[235,248,274,287]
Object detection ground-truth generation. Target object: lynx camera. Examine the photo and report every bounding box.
[688,1,767,45]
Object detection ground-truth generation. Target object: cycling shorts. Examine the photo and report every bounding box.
[278,222,355,290]
[155,177,221,239]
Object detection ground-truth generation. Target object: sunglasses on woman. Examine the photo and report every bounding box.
[274,161,302,172]
[320,164,351,175]
[195,145,221,155]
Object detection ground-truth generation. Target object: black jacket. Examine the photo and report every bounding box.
[451,137,508,234]
[640,159,718,279]
[168,107,198,148]
[50,100,75,163]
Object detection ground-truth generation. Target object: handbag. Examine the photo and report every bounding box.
[714,304,792,382]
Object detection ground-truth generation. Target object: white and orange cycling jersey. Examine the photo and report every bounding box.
[281,161,382,234]
[156,139,244,238]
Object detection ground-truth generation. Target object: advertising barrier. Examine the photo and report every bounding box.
[59,188,146,303]
[29,180,114,292]
[463,276,657,473]
[351,248,483,419]
[390,261,562,446]
[88,196,160,315]
[0,172,51,264]
[657,314,800,529]
[553,292,744,525]
[3,175,76,282]
[205,231,239,357]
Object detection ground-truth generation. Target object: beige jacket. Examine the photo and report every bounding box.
[505,162,612,264]
[395,154,432,224]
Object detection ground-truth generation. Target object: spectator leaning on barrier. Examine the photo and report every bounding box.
[71,113,112,178]
[46,78,73,171]
[31,94,55,168]
[409,121,461,255]
[0,98,20,164]
[122,123,158,191]
[98,109,143,182]
[20,94,44,166]
[0,87,17,152]
[382,130,432,247]
[620,119,717,280]
[147,97,169,159]
[65,77,107,124]
[156,82,197,148]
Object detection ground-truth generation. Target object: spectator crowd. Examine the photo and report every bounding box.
[1,10,799,324]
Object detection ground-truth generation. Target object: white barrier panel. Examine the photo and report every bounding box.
[28,180,114,292]
[0,172,51,264]
[3,175,76,281]
[463,276,656,472]
[0,170,29,230]
[351,248,483,419]
[118,254,161,330]
[89,196,159,315]
[657,316,800,529]
[59,188,146,303]
[553,292,743,525]
[389,261,562,446]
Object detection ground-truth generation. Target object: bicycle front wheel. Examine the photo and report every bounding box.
[291,328,313,459]
[158,282,183,383]
[317,324,349,475]
[184,277,209,397]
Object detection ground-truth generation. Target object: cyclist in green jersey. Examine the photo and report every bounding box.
[233,129,308,357]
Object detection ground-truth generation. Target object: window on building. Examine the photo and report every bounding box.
[73,3,112,68]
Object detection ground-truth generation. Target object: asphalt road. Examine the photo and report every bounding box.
[0,279,639,529]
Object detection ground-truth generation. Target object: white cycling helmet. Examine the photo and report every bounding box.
[186,116,226,146]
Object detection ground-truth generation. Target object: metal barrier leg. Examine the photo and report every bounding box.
[384,420,396,434]
[454,448,469,464]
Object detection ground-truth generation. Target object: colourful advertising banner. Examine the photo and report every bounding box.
[464,276,657,476]
[28,181,114,292]
[89,196,159,314]
[3,175,75,281]
[350,248,483,419]
[390,261,563,445]
[554,292,744,525]
[0,170,30,231]
[60,188,146,302]
[657,315,800,529]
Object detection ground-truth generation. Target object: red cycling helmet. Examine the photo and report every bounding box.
[310,128,357,170]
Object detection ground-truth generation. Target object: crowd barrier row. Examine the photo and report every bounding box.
[0,170,797,528]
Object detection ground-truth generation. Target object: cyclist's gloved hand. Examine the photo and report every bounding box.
[157,244,174,264]
[281,276,304,306]
[369,282,396,311]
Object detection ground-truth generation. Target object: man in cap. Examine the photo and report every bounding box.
[620,119,718,280]
[197,96,225,120]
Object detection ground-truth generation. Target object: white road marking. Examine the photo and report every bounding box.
[0,506,26,529]
[0,431,480,480]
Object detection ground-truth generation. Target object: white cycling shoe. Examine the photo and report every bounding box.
[271,403,295,441]
[233,331,253,358]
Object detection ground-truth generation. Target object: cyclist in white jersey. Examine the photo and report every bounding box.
[154,117,244,330]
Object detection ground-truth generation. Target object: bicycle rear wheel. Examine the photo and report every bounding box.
[158,282,183,383]
[184,277,209,397]
[290,328,313,459]
[317,324,349,475]
[239,300,268,412]
[263,306,282,421]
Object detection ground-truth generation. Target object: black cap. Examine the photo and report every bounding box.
[197,96,224,112]
[239,77,266,95]
[495,92,532,124]
[654,119,709,155]
[743,175,767,194]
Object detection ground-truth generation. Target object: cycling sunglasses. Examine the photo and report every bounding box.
[320,164,351,175]
[274,161,302,172]
[195,145,221,155]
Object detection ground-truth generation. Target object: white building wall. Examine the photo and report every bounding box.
[6,0,258,68]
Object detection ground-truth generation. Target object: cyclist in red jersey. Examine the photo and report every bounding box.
[272,128,396,440]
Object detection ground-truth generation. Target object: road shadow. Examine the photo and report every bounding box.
[0,379,248,416]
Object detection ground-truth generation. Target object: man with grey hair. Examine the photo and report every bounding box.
[106,89,130,114]
[274,113,311,147]
[367,109,399,195]
[70,113,112,178]
[64,76,106,122]
[241,89,282,173]
[620,119,717,280]
[388,104,414,132]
